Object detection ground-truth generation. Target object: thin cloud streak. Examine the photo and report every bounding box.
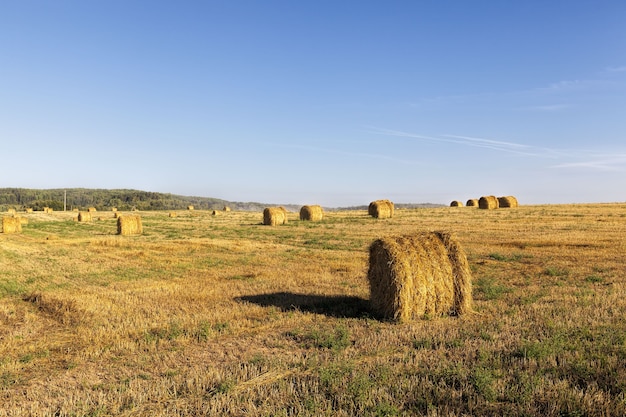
[369,127,626,172]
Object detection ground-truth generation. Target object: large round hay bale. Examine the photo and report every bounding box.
[263,207,287,226]
[78,212,92,222]
[187,205,194,211]
[117,215,143,236]
[2,216,22,234]
[223,206,231,212]
[478,196,499,210]
[169,212,177,218]
[466,199,479,207]
[300,205,324,221]
[497,196,518,208]
[367,231,473,322]
[88,207,97,212]
[450,200,463,207]
[368,200,394,219]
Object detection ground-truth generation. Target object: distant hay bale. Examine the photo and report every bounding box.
[169,212,177,218]
[88,207,97,212]
[263,207,287,226]
[2,216,22,234]
[466,199,479,207]
[498,196,519,208]
[450,201,463,207]
[7,208,16,215]
[368,200,394,219]
[78,212,92,222]
[300,205,324,221]
[111,207,117,212]
[478,196,499,210]
[72,208,79,212]
[26,208,33,213]
[367,231,473,322]
[187,205,194,211]
[212,210,220,216]
[223,206,231,212]
[117,215,143,236]
[44,207,53,214]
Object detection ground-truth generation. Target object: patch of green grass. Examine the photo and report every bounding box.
[474,276,511,301]
[488,252,524,262]
[289,324,351,351]
[584,275,604,283]
[544,266,569,277]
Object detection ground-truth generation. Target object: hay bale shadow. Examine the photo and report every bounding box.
[236,292,371,319]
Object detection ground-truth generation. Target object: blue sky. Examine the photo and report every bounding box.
[2,1,625,206]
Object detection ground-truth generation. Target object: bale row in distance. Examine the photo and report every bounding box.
[300,205,324,221]
[368,200,394,219]
[2,216,22,234]
[117,215,142,236]
[367,231,472,322]
[263,207,288,226]
[478,195,499,210]
[498,196,519,208]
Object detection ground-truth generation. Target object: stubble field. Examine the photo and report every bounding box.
[1,204,625,416]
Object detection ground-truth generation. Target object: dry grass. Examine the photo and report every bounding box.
[1,204,625,416]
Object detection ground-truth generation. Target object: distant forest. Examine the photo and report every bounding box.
[0,188,443,212]
[0,188,267,212]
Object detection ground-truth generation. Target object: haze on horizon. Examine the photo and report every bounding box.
[1,2,625,207]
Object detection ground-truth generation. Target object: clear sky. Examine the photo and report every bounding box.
[2,1,625,207]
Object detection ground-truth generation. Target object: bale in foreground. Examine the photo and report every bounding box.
[368,200,394,219]
[117,215,143,236]
[367,231,472,322]
[300,205,324,221]
[263,207,287,226]
[479,195,499,210]
[2,216,22,234]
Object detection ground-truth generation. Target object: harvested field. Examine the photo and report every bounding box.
[1,204,625,416]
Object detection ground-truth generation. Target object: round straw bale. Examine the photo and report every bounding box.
[300,205,324,221]
[450,200,463,207]
[111,207,118,212]
[7,208,16,215]
[367,231,473,322]
[478,195,499,210]
[368,200,394,219]
[2,216,22,234]
[497,196,519,208]
[169,212,177,218]
[117,215,143,236]
[263,207,287,226]
[78,211,92,222]
[88,207,97,212]
[212,210,220,216]
[223,206,231,212]
[466,199,478,207]
[187,205,194,211]
[26,208,33,213]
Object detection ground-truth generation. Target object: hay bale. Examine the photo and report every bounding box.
[497,196,519,208]
[223,206,231,212]
[26,208,33,213]
[478,196,499,210]
[187,205,194,211]
[367,231,472,322]
[2,216,22,234]
[78,212,92,222]
[368,200,394,219]
[450,201,463,207]
[88,207,97,212]
[7,208,16,215]
[117,215,143,236]
[299,205,324,221]
[44,207,53,214]
[263,207,287,226]
[466,199,478,207]
[169,212,177,218]
[212,210,220,216]
[111,207,117,212]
